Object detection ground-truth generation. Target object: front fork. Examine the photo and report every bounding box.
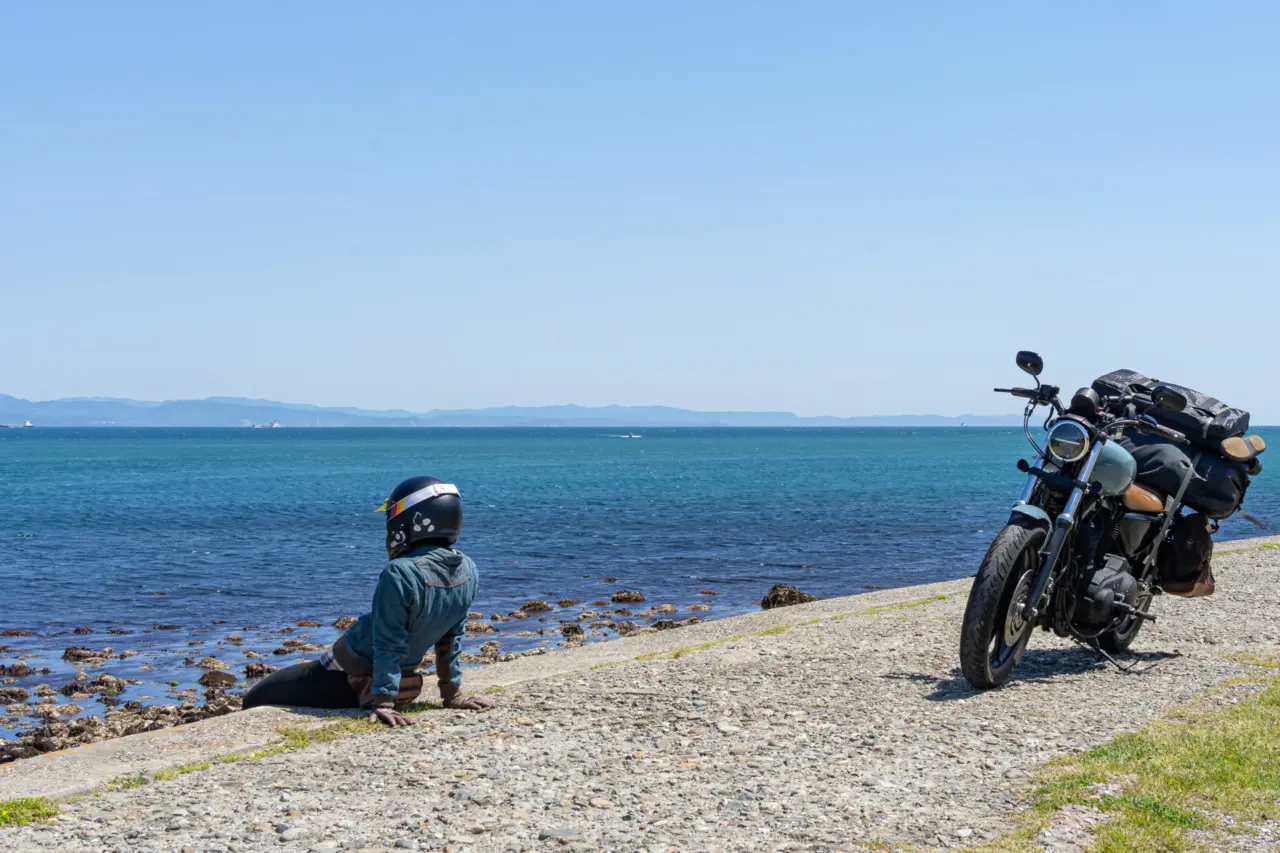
[1015,441,1105,625]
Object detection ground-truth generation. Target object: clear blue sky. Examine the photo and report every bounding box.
[3,2,1278,419]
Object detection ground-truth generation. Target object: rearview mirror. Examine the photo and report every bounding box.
[1152,385,1187,413]
[1016,351,1043,378]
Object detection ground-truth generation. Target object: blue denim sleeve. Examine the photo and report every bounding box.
[370,563,411,702]
[434,617,466,686]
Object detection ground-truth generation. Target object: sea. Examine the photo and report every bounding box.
[2,427,1276,738]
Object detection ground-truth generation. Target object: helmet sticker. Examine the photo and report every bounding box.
[387,483,460,519]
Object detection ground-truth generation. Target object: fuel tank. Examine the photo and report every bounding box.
[1090,439,1137,497]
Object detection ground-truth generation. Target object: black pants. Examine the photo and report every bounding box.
[241,662,360,710]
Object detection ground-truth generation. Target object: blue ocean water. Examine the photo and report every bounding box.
[1,427,1275,734]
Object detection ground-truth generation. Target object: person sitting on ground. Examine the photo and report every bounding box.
[243,475,495,725]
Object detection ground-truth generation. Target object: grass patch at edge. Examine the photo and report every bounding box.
[0,797,58,826]
[972,675,1280,853]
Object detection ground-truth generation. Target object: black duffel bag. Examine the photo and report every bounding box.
[1118,432,1249,519]
[1093,370,1250,451]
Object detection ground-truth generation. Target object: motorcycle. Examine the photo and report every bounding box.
[959,351,1201,689]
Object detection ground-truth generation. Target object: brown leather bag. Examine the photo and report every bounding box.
[1161,513,1216,598]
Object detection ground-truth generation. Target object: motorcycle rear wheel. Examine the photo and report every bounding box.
[960,517,1048,689]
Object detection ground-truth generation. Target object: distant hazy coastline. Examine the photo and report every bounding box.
[0,395,1022,428]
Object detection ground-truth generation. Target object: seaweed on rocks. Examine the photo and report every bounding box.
[296,620,321,628]
[465,621,498,634]
[611,590,645,604]
[72,627,92,635]
[332,616,357,630]
[244,662,277,679]
[0,687,30,704]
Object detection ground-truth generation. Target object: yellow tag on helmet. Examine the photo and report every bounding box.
[373,498,390,513]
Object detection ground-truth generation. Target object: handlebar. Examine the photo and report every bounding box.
[994,387,1041,400]
[1104,417,1189,445]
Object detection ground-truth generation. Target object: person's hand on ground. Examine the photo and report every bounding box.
[368,706,414,727]
[440,682,495,711]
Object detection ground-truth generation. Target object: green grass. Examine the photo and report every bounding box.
[482,684,507,693]
[589,660,625,670]
[856,594,950,616]
[798,618,821,626]
[753,624,791,636]
[974,675,1280,852]
[0,798,58,826]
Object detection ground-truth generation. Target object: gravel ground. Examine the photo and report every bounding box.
[5,545,1280,853]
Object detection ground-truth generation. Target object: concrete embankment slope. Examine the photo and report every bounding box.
[3,537,1280,852]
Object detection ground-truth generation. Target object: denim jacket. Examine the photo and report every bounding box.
[339,544,478,704]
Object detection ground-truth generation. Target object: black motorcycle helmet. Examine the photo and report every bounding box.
[375,475,463,558]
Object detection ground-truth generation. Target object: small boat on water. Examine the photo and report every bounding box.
[0,420,34,429]
[252,419,282,429]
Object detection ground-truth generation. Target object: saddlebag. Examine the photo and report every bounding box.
[1157,513,1216,598]
[1093,370,1251,451]
[1118,432,1249,520]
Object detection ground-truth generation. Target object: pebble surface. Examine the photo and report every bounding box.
[4,546,1280,853]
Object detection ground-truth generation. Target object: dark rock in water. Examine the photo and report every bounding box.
[66,674,126,697]
[615,622,641,636]
[197,656,230,671]
[611,590,645,604]
[478,640,501,662]
[490,614,513,623]
[604,577,618,583]
[521,599,554,613]
[653,604,677,614]
[187,640,205,646]
[698,589,721,596]
[296,620,321,628]
[73,627,93,635]
[560,624,585,639]
[558,599,582,608]
[332,616,357,630]
[0,663,36,678]
[0,687,30,703]
[244,662,278,679]
[182,657,196,666]
[106,628,133,635]
[198,670,237,690]
[0,629,36,638]
[508,609,530,620]
[468,611,484,620]
[687,604,711,612]
[760,584,817,610]
[465,621,498,635]
[153,624,180,631]
[224,634,244,644]
[651,620,678,631]
[612,608,634,617]
[590,600,609,607]
[862,584,886,590]
[211,620,226,625]
[679,617,704,627]
[62,647,111,664]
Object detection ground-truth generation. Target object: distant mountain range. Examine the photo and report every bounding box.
[0,395,1024,428]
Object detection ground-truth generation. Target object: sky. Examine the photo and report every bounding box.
[2,2,1278,420]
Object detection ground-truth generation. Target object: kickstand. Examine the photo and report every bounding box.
[1080,639,1165,675]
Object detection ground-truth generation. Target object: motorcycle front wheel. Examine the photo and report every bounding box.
[960,517,1048,689]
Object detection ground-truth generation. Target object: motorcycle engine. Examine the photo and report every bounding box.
[1073,554,1139,632]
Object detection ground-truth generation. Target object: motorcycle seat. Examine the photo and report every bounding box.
[1220,435,1267,464]
[1123,482,1166,513]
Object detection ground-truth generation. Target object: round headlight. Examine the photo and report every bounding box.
[1047,420,1091,463]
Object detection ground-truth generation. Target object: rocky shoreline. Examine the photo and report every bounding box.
[2,543,1279,851]
[2,585,821,763]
